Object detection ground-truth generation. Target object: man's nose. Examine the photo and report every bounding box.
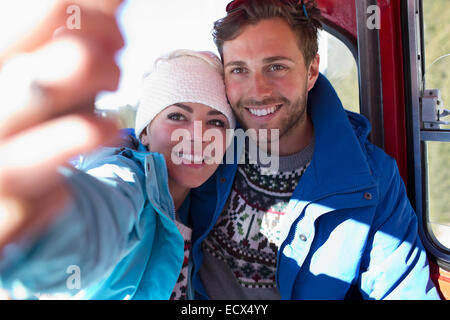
[249,72,272,99]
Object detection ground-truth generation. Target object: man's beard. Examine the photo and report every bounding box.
[233,92,308,143]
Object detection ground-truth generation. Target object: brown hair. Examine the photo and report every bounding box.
[213,0,323,67]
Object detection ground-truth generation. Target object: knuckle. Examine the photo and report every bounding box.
[0,168,17,196]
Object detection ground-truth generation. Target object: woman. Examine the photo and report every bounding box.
[0,49,235,300]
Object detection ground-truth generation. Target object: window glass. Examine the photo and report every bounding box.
[426,141,450,249]
[423,0,450,250]
[96,0,231,127]
[319,30,360,114]
[423,0,450,120]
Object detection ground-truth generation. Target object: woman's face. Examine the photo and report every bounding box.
[141,102,229,189]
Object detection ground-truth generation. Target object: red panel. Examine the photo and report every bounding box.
[317,0,357,40]
[377,0,408,184]
[429,260,450,300]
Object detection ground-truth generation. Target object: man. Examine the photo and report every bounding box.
[188,0,440,299]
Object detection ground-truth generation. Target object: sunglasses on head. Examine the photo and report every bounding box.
[226,0,309,18]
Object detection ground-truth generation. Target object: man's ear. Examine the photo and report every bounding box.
[307,54,320,92]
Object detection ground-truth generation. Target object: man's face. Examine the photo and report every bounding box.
[222,18,319,147]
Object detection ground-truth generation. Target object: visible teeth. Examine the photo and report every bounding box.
[248,105,279,116]
[175,152,204,163]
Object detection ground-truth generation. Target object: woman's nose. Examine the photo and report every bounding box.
[185,120,208,154]
[190,120,205,142]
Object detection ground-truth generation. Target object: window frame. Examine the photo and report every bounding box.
[402,0,450,267]
[320,24,360,114]
[321,0,385,149]
[355,0,384,150]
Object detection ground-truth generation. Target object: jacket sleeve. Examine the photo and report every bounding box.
[0,147,148,299]
[358,155,440,300]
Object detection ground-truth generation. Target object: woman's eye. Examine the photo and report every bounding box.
[167,113,186,121]
[230,67,247,74]
[208,119,225,128]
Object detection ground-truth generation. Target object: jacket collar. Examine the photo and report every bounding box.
[297,73,376,199]
[117,129,175,218]
[118,139,176,223]
[144,152,176,220]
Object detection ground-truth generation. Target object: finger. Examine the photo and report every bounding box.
[31,36,121,107]
[71,0,124,15]
[0,36,120,139]
[52,5,125,53]
[0,0,124,66]
[0,114,119,198]
[45,40,121,103]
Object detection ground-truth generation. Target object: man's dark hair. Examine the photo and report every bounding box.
[213,0,323,67]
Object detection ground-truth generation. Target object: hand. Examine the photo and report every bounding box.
[0,0,124,251]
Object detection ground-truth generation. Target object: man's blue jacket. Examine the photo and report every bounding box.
[188,74,440,299]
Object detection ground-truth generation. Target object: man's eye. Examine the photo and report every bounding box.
[208,119,225,128]
[167,113,186,121]
[268,64,286,72]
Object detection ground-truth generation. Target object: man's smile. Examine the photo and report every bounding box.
[246,103,283,117]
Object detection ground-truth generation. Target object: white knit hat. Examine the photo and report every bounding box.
[134,49,235,139]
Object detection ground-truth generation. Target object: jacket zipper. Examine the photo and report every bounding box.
[146,158,177,222]
[275,207,306,291]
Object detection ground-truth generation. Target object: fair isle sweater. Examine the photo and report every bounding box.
[200,138,315,299]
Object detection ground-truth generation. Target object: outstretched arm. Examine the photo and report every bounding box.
[0,0,123,264]
[0,148,148,298]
